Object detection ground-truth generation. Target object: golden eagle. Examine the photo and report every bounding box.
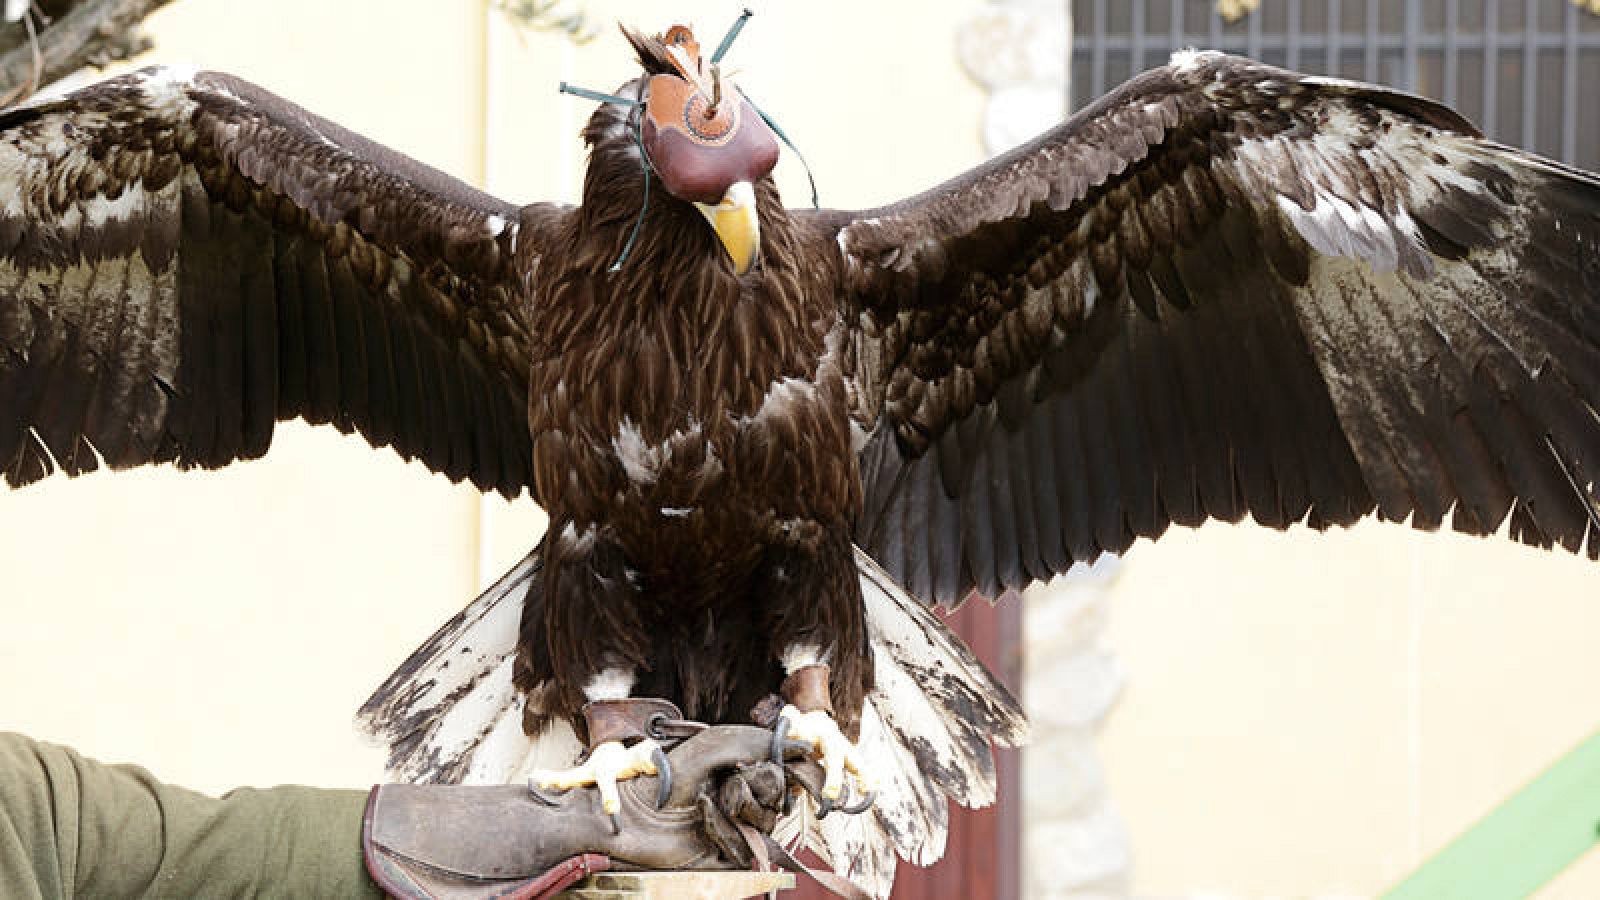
[1,21,1598,894]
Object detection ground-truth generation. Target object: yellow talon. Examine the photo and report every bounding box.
[531,739,662,815]
[777,705,871,802]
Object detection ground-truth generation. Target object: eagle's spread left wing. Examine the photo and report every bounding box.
[828,52,1600,607]
[0,67,563,495]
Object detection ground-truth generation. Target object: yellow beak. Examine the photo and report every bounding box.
[694,181,759,274]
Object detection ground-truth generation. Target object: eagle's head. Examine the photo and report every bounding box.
[608,23,778,274]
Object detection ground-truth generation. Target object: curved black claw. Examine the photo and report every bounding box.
[609,812,622,836]
[769,716,811,762]
[526,781,568,808]
[837,790,876,816]
[788,765,826,805]
[652,744,673,809]
[770,717,790,764]
[785,767,872,820]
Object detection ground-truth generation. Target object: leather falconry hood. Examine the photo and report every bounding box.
[639,24,779,205]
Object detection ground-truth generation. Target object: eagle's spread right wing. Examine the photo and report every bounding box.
[824,53,1600,606]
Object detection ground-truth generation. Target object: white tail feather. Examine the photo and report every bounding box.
[355,549,580,783]
[357,545,1029,899]
[451,663,529,784]
[799,549,1027,896]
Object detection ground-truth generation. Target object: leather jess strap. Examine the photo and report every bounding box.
[734,822,872,900]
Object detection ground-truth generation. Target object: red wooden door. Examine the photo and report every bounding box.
[792,595,1024,900]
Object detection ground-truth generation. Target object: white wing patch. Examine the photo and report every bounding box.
[1231,102,1516,280]
[1168,48,1220,74]
[134,64,203,114]
[74,182,152,228]
[1274,191,1409,273]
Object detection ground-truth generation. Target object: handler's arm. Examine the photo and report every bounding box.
[0,732,383,898]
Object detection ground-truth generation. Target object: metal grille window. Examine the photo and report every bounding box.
[1071,1,1600,169]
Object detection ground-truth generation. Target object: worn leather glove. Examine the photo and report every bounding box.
[363,724,788,900]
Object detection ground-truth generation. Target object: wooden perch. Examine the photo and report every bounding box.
[561,870,795,899]
[0,0,178,103]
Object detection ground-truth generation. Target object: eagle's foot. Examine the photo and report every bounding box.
[769,662,873,809]
[525,696,681,822]
[529,738,670,818]
[774,705,873,811]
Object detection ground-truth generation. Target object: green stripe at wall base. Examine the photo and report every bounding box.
[1381,728,1600,900]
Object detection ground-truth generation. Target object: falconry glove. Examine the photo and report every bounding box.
[362,724,791,900]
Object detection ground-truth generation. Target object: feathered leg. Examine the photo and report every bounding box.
[521,523,667,818]
[528,668,674,819]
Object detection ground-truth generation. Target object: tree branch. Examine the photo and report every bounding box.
[0,0,178,102]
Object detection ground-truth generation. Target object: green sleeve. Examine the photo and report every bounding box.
[0,732,384,899]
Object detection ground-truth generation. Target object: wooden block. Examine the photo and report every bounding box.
[561,869,795,899]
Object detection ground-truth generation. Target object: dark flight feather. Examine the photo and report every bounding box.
[0,67,545,495]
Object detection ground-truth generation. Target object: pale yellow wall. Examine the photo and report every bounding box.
[1,2,1597,898]
[1085,521,1600,898]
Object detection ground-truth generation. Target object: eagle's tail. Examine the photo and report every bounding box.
[356,546,1028,899]
[354,549,582,784]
